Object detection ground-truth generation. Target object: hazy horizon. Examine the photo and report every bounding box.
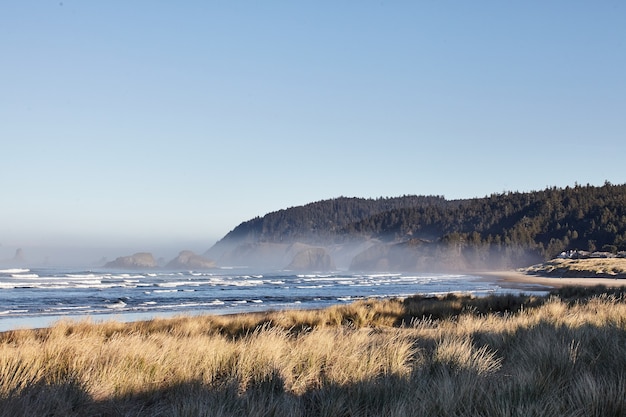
[0,238,217,268]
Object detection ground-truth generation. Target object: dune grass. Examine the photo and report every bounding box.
[524,257,626,277]
[1,286,625,416]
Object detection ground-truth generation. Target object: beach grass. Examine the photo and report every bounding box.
[524,257,626,278]
[1,286,626,416]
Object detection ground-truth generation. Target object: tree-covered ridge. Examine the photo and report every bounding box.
[346,182,626,259]
[218,182,626,261]
[224,195,447,243]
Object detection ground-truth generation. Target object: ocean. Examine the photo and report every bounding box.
[0,267,548,331]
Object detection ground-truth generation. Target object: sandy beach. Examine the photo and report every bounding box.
[476,269,626,290]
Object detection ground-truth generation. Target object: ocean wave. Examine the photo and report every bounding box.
[0,268,30,274]
[106,300,127,309]
[297,274,332,278]
[0,309,29,315]
[66,274,99,279]
[157,281,190,288]
[227,280,264,287]
[296,285,331,289]
[300,276,352,282]
[47,306,91,311]
[155,300,226,309]
[112,274,145,279]
[363,273,403,278]
[0,269,549,331]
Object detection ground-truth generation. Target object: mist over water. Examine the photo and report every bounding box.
[0,240,214,268]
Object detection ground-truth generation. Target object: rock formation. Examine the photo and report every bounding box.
[165,250,216,270]
[104,252,158,269]
[287,247,335,271]
[207,241,341,271]
[13,248,25,263]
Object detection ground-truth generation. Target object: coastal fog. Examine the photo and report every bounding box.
[0,240,214,269]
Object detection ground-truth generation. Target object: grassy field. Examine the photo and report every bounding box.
[524,257,626,278]
[1,286,626,416]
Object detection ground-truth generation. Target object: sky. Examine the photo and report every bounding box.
[1,1,625,263]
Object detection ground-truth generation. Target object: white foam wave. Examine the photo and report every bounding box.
[11,274,39,278]
[66,274,98,279]
[157,300,226,309]
[74,283,124,289]
[363,273,403,278]
[0,268,30,274]
[296,285,329,289]
[301,276,353,282]
[74,280,102,285]
[0,309,29,315]
[112,274,144,279]
[47,306,91,311]
[157,281,189,288]
[106,301,127,309]
[229,280,264,287]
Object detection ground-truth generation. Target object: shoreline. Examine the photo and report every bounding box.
[475,269,626,289]
[3,270,625,333]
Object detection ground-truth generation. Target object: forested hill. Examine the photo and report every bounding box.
[207,183,626,271]
[221,195,447,242]
[347,182,626,256]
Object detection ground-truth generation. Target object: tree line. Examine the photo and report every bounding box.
[220,182,626,260]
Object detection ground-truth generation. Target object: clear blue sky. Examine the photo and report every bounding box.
[1,1,625,259]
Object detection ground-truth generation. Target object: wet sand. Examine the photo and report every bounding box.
[476,270,626,290]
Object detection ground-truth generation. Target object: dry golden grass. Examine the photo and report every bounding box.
[1,286,625,416]
[525,257,626,277]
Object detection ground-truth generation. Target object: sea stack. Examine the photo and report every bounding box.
[104,252,158,269]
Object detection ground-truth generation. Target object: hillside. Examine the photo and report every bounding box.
[206,182,626,271]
